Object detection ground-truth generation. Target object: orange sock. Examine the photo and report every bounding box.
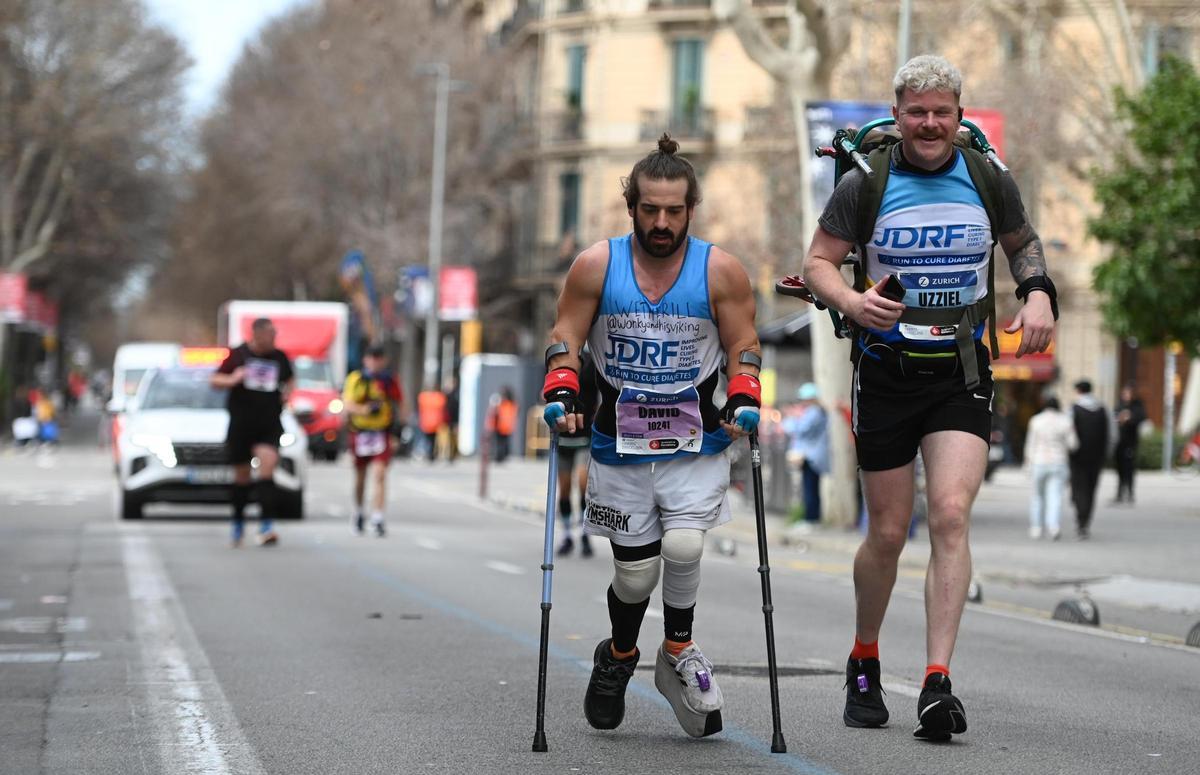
[610,643,638,661]
[850,636,879,661]
[664,639,693,657]
[924,663,950,682]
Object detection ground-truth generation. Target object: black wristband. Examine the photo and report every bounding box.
[1015,275,1059,321]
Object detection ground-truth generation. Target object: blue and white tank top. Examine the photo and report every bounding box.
[586,234,730,465]
[863,149,991,347]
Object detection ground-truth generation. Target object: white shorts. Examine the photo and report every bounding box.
[584,450,732,547]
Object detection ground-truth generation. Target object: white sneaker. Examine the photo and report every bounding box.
[1049,529,1062,541]
[654,642,723,737]
[1029,526,1043,539]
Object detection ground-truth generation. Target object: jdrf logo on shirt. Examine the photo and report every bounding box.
[604,334,680,368]
[873,224,972,250]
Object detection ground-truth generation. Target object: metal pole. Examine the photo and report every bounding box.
[423,63,450,390]
[896,0,912,70]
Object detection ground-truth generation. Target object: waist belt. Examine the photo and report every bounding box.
[895,300,989,390]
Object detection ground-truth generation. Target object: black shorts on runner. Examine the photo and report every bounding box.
[226,415,284,465]
[851,339,993,472]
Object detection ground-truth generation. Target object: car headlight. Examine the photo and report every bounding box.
[279,432,297,447]
[327,398,344,415]
[129,433,177,468]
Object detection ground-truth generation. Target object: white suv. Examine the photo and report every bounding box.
[116,361,307,520]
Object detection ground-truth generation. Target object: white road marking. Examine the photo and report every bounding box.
[324,504,347,519]
[485,560,525,575]
[40,595,67,605]
[882,681,921,699]
[397,477,544,527]
[0,650,101,664]
[123,533,265,775]
[0,617,87,634]
[415,537,443,551]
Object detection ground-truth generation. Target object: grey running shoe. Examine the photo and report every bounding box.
[584,639,638,730]
[654,642,723,737]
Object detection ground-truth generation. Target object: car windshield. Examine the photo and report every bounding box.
[140,369,227,410]
[293,357,334,390]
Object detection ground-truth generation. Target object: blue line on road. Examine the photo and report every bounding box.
[312,539,840,775]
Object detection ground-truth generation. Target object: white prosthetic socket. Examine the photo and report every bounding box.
[611,554,662,604]
[654,528,722,738]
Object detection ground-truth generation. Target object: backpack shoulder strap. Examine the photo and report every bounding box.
[853,146,893,292]
[960,148,1006,360]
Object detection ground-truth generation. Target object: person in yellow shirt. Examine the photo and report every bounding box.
[342,345,402,536]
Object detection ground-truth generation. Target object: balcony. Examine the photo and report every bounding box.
[639,108,715,143]
[544,110,586,143]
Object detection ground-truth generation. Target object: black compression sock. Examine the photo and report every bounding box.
[607,585,650,655]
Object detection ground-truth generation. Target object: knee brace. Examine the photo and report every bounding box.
[610,555,662,604]
[660,528,705,609]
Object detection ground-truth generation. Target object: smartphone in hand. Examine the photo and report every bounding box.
[876,274,905,302]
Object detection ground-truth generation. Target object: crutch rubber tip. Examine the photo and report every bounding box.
[771,731,787,753]
[531,730,548,752]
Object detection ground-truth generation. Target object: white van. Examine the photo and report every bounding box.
[108,342,181,414]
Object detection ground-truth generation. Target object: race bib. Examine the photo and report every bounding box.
[354,431,387,457]
[243,358,280,392]
[615,385,703,456]
[895,270,978,344]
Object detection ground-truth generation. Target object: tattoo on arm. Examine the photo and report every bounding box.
[1005,223,1047,282]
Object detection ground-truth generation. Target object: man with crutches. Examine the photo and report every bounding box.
[540,135,761,740]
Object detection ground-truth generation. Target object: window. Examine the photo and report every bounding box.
[566,45,587,111]
[1144,24,1192,76]
[559,172,581,239]
[672,39,705,127]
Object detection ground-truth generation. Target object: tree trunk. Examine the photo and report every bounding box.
[787,82,857,528]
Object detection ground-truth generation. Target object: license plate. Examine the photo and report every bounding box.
[186,466,234,484]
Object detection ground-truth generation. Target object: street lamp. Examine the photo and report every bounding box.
[420,62,450,391]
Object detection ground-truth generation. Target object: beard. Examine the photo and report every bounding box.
[634,217,689,259]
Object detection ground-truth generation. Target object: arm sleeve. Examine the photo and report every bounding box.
[997,173,1032,236]
[817,170,866,243]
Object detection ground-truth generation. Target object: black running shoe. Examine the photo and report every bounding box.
[584,638,638,730]
[557,536,574,557]
[843,657,889,728]
[913,672,967,741]
[580,534,593,557]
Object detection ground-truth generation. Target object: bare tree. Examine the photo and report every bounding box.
[0,0,187,399]
[713,0,859,526]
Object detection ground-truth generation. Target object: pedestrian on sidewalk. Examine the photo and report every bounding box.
[492,386,518,463]
[1023,396,1077,540]
[342,345,401,536]
[542,134,762,738]
[417,383,446,463]
[800,55,1058,740]
[782,382,829,529]
[444,375,460,463]
[1112,384,1146,504]
[1069,379,1109,539]
[557,349,598,557]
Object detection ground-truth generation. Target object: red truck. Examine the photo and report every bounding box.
[219,300,349,461]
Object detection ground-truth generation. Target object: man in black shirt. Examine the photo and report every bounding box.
[212,317,295,547]
[1069,379,1109,538]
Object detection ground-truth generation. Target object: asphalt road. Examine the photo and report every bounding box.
[2,440,1198,774]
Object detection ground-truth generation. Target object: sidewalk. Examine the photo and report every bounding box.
[424,452,1200,617]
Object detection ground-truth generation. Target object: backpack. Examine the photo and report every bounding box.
[828,120,1007,364]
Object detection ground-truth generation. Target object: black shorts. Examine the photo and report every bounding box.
[851,339,993,472]
[556,441,590,470]
[226,415,284,465]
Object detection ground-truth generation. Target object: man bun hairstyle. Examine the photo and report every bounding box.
[621,132,702,209]
[893,54,963,101]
